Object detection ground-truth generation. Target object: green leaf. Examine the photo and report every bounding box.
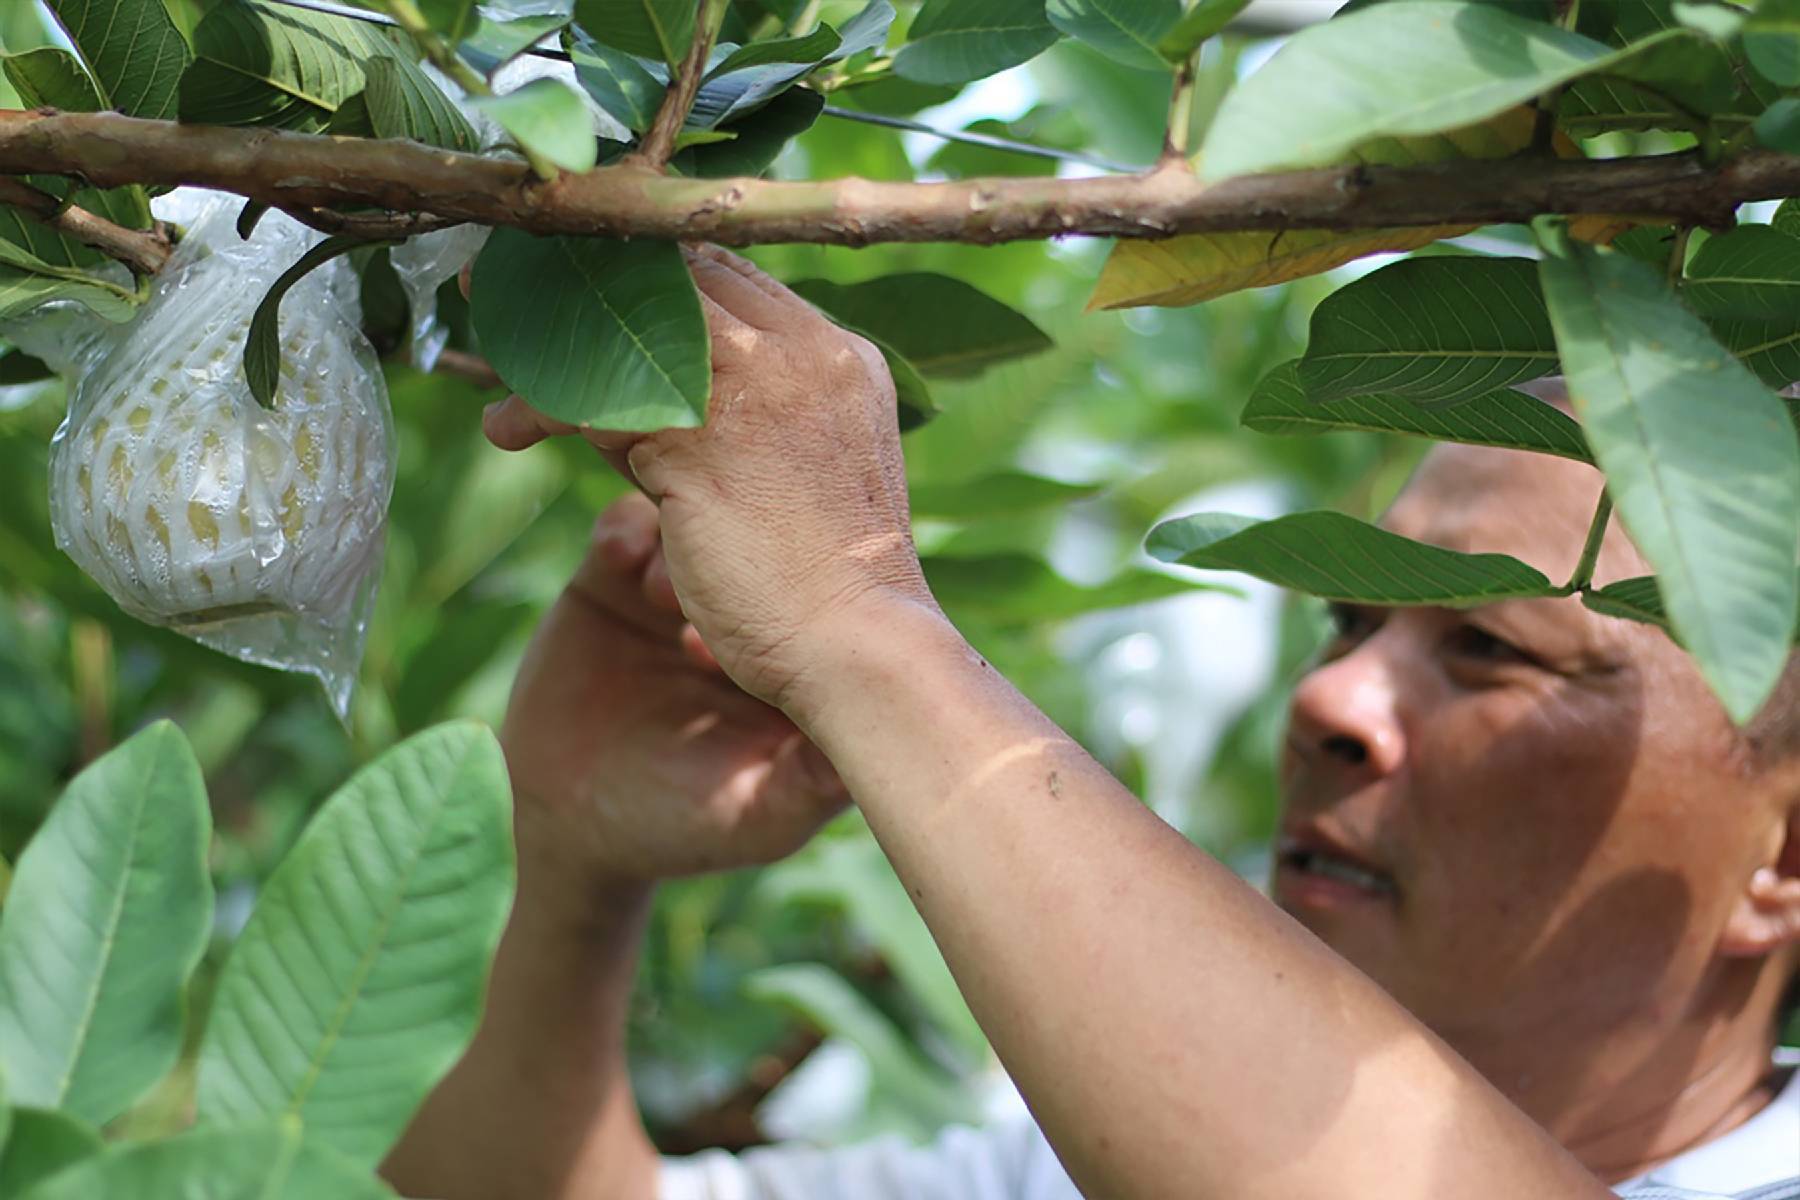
[1682,224,1800,320]
[1199,1,1651,180]
[1296,256,1558,404]
[179,0,374,130]
[1746,0,1800,84]
[710,25,841,74]
[788,274,1053,378]
[1716,317,1800,389]
[673,86,824,176]
[470,228,711,430]
[15,1123,398,1200]
[470,77,598,173]
[1046,0,1180,71]
[833,0,896,59]
[0,1109,102,1197]
[909,471,1103,519]
[0,264,142,323]
[572,0,695,67]
[461,11,569,75]
[1242,360,1593,462]
[568,26,665,133]
[1756,96,1800,150]
[2,46,102,109]
[1673,0,1747,40]
[359,53,480,150]
[1156,0,1251,62]
[245,234,386,410]
[0,722,212,1125]
[1775,199,1800,238]
[1582,574,1674,628]
[895,0,1061,85]
[194,723,515,1169]
[1145,510,1557,605]
[44,0,192,119]
[416,0,476,43]
[923,553,1222,622]
[1538,221,1800,723]
[864,329,937,431]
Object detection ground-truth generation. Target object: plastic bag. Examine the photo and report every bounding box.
[8,194,396,719]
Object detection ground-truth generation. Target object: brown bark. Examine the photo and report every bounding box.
[2,109,1795,250]
[0,174,173,273]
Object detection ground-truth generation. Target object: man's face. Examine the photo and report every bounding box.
[1274,444,1784,1083]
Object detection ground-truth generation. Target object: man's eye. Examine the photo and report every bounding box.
[1448,624,1531,665]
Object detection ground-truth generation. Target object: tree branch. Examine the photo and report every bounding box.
[0,175,173,274]
[2,110,1792,249]
[633,0,727,168]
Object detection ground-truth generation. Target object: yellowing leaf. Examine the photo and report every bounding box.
[1088,108,1635,311]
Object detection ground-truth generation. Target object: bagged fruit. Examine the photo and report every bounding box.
[5,193,396,719]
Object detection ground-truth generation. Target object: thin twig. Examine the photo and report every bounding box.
[1666,223,1693,287]
[1162,52,1199,167]
[1565,491,1613,594]
[285,205,465,237]
[431,347,505,389]
[633,0,727,168]
[0,175,173,274]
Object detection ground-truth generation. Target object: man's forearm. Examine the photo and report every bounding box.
[382,806,661,1200]
[789,595,1611,1200]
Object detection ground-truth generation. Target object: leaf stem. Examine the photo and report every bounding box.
[1532,0,1582,150]
[381,0,561,180]
[1666,223,1693,287]
[633,0,728,169]
[1565,490,1613,594]
[1162,51,1200,167]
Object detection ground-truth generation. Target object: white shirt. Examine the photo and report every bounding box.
[661,1061,1800,1200]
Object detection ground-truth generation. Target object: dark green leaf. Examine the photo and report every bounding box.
[44,0,191,119]
[1046,0,1179,71]
[194,723,514,1168]
[865,330,937,431]
[1683,224,1800,320]
[910,472,1103,518]
[1243,360,1592,462]
[361,53,480,150]
[1297,257,1557,404]
[470,77,599,172]
[1775,199,1800,238]
[1756,96,1800,150]
[1538,219,1800,722]
[674,86,824,176]
[572,0,695,66]
[245,234,387,409]
[471,228,711,429]
[710,25,841,74]
[236,199,269,240]
[1582,574,1672,628]
[0,1109,101,1197]
[568,27,666,132]
[16,1123,398,1200]
[461,11,569,75]
[1715,317,1800,389]
[1146,510,1557,605]
[1746,0,1800,84]
[179,0,374,130]
[0,722,212,1125]
[1200,1,1653,179]
[417,0,477,43]
[895,0,1061,85]
[789,274,1053,378]
[0,349,53,385]
[1156,0,1251,61]
[924,553,1221,622]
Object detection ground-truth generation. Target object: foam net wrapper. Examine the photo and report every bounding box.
[5,196,397,718]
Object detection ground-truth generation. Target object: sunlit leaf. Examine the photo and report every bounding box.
[1297,256,1558,404]
[461,10,569,75]
[1146,510,1557,605]
[1199,1,1667,180]
[1538,221,1800,722]
[359,54,480,150]
[1156,0,1251,61]
[195,723,514,1168]
[179,0,371,130]
[1242,360,1592,462]
[471,77,598,172]
[895,0,1060,85]
[0,722,212,1125]
[471,228,711,429]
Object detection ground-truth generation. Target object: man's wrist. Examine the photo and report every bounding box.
[509,790,656,930]
[779,588,971,736]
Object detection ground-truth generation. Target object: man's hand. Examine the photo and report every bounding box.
[503,489,847,886]
[484,245,936,718]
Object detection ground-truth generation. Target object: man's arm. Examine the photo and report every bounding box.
[475,245,1615,1200]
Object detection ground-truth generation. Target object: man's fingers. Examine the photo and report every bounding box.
[641,544,681,614]
[689,244,807,310]
[483,395,570,450]
[679,623,722,673]
[593,492,659,573]
[687,249,788,333]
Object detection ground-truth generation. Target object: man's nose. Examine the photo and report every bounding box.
[1287,646,1406,778]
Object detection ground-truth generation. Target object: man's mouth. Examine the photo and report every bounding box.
[1275,834,1398,902]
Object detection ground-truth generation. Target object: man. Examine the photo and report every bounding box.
[383,247,1800,1200]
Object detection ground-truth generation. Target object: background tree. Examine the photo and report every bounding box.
[1,0,1799,1192]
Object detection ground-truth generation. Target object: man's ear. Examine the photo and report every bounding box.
[1721,799,1800,957]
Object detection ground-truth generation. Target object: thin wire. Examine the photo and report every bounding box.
[253,0,1139,173]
